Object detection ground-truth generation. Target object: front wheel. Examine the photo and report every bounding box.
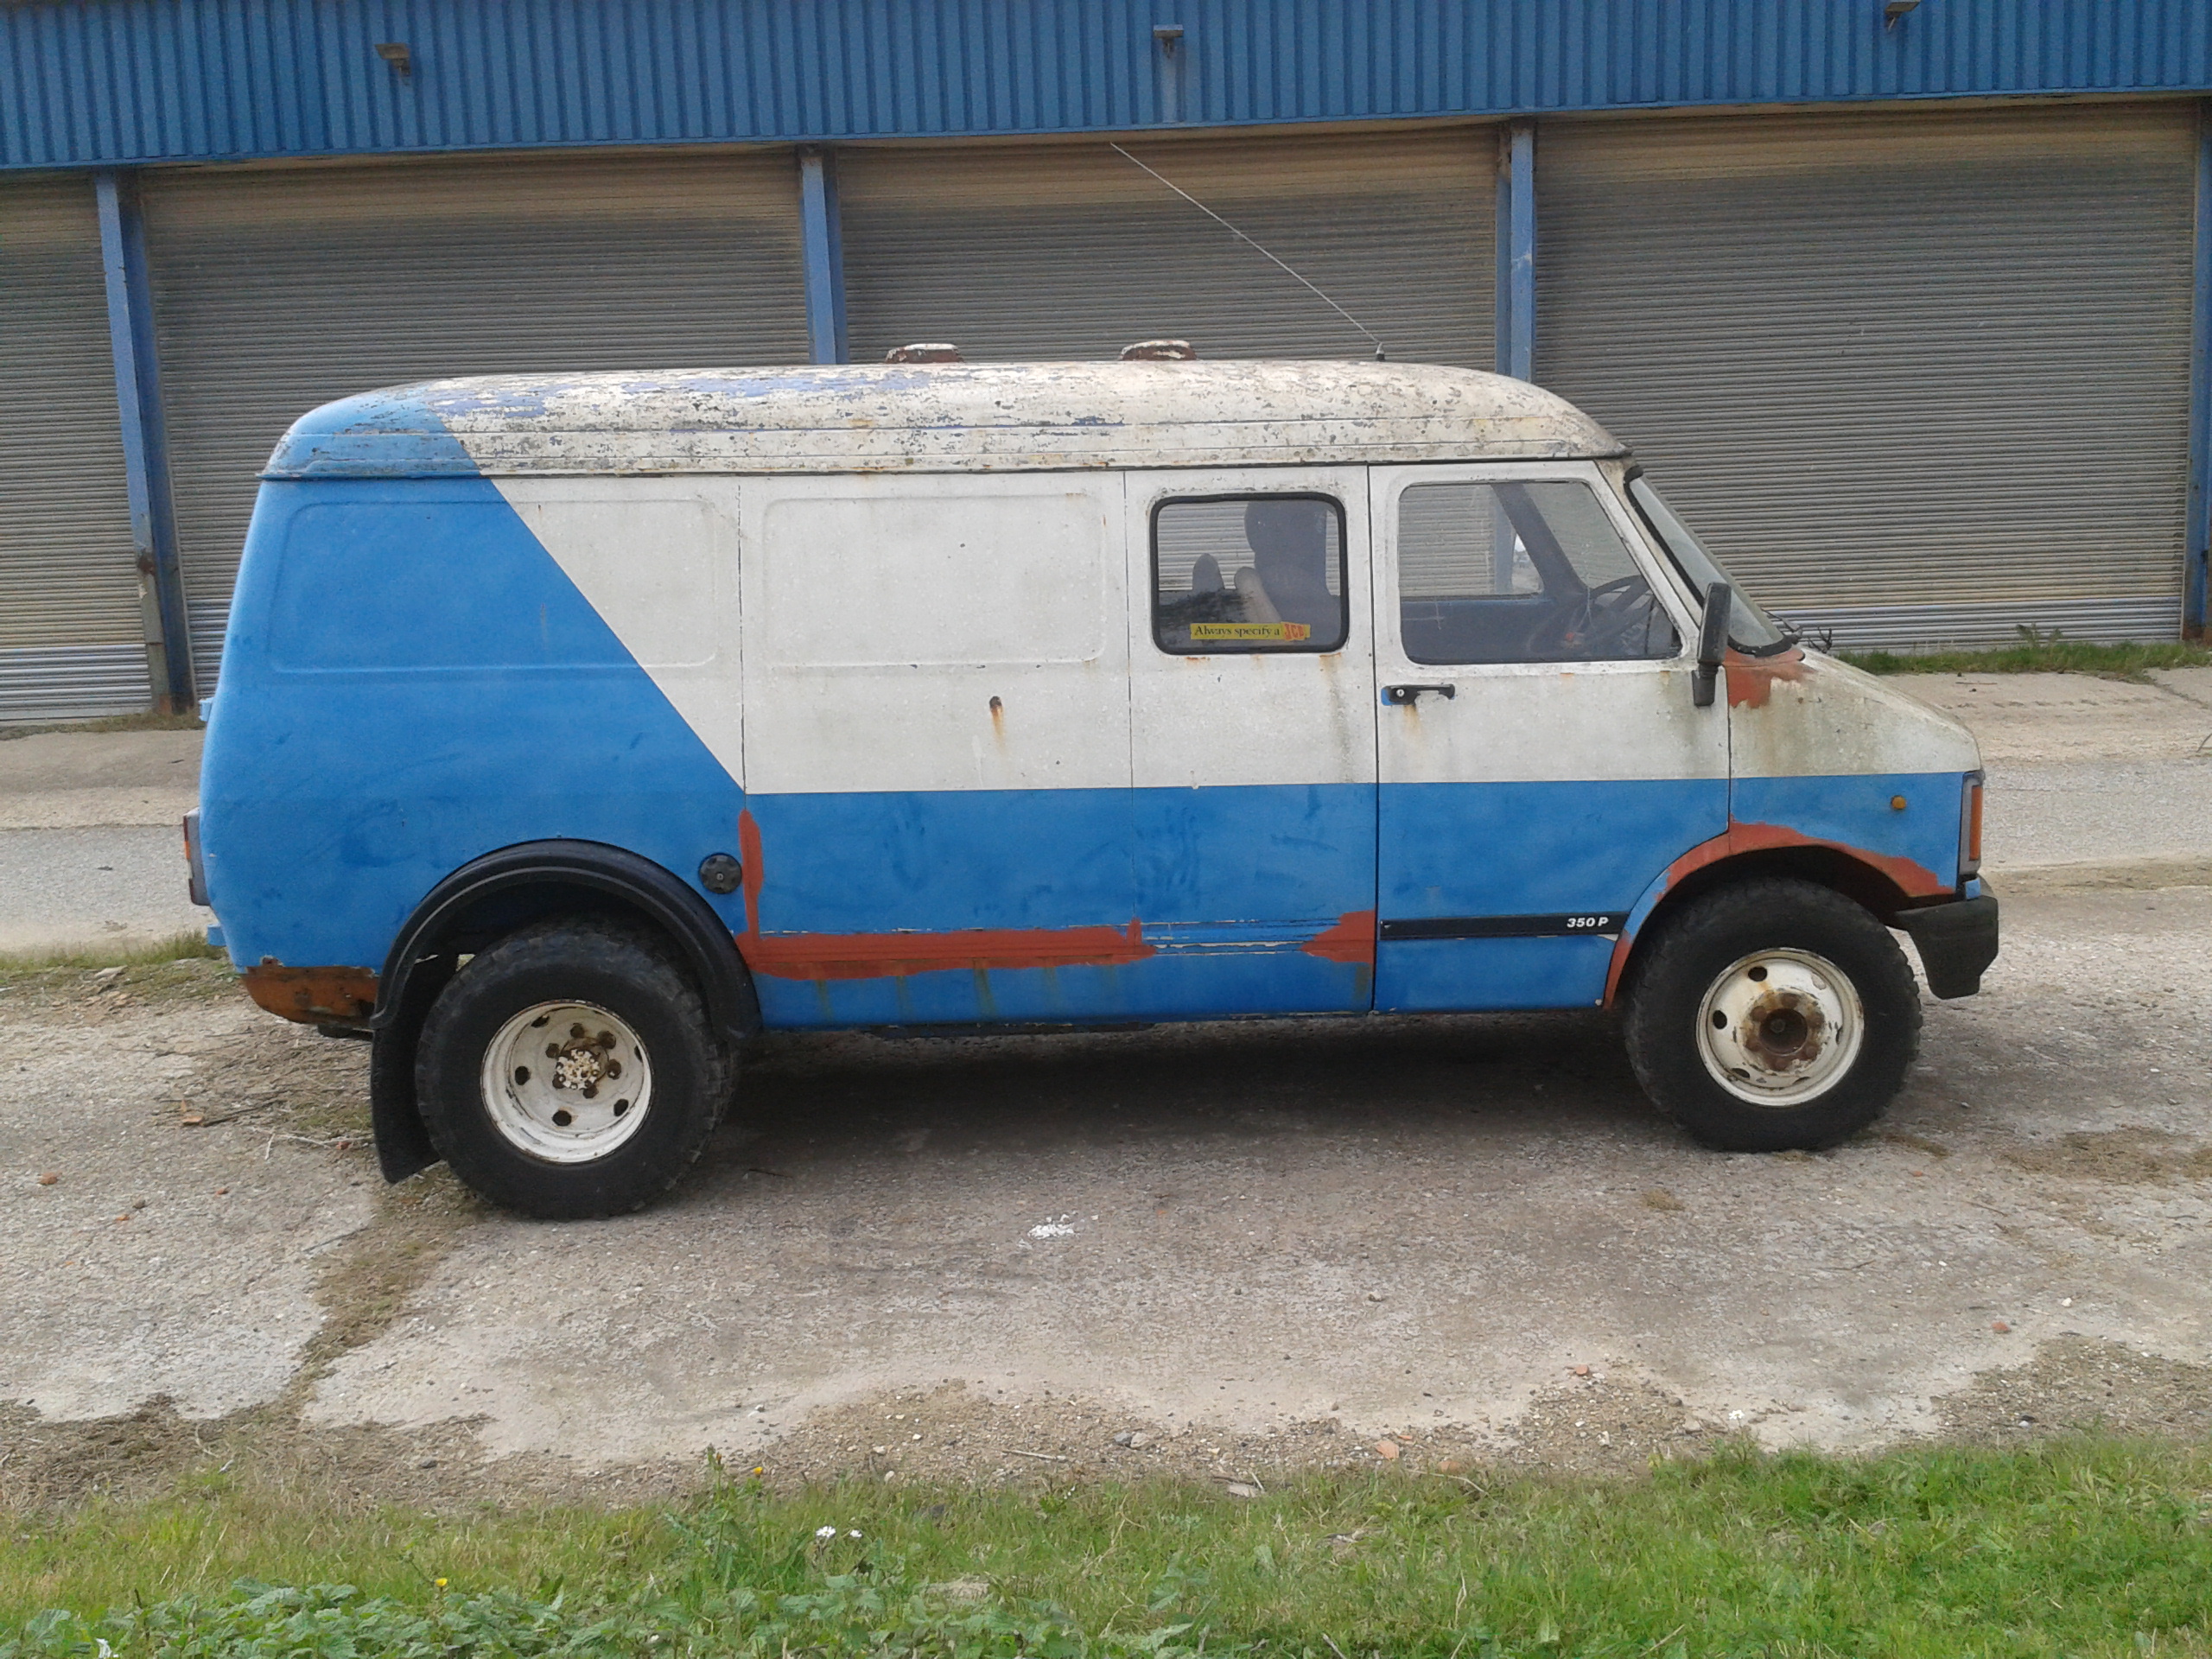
[1621,877,1921,1152]
[416,918,734,1218]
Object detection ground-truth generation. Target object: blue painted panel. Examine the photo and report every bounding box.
[1375,776,1725,1013]
[7,2,2209,171]
[1732,771,1966,890]
[1376,933,1615,1012]
[1133,783,1374,925]
[743,788,1135,938]
[198,475,750,971]
[1380,778,1726,918]
[742,781,1374,1024]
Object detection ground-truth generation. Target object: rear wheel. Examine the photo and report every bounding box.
[416,918,733,1217]
[1622,877,1920,1151]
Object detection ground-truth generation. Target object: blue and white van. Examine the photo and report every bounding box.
[190,357,1997,1218]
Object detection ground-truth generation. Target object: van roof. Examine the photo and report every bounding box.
[264,359,1626,479]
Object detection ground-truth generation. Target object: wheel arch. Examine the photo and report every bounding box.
[1604,842,1924,1008]
[374,839,761,1043]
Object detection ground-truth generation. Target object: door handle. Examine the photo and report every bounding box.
[1382,683,1457,705]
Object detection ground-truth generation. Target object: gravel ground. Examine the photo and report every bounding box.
[4,886,2210,1510]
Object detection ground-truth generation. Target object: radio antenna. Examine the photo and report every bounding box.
[1110,143,1388,360]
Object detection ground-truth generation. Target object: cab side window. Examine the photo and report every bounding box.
[1154,494,1347,653]
[1398,480,1680,665]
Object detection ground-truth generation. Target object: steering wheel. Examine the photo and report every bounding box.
[1519,575,1659,661]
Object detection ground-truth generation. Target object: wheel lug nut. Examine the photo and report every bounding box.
[569,1023,586,1038]
[582,1083,599,1099]
[605,1060,621,1078]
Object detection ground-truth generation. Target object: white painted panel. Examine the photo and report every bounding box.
[760,493,1101,667]
[1127,466,1376,791]
[1370,461,1722,787]
[741,474,1128,794]
[494,478,745,784]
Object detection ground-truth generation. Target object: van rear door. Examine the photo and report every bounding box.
[1368,462,1726,1012]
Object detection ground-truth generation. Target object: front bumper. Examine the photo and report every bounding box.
[1896,894,1999,1000]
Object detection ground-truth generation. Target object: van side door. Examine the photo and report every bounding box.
[1124,466,1379,1014]
[1369,462,1727,1011]
[736,473,1137,1027]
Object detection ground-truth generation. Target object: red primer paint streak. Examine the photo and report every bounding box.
[742,918,1154,982]
[737,808,765,937]
[1724,646,1808,710]
[1302,909,1376,967]
[1599,817,1949,1007]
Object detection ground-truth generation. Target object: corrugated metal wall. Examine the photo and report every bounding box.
[839,129,1492,368]
[141,147,811,687]
[7,0,2210,170]
[1537,101,2198,647]
[0,175,150,721]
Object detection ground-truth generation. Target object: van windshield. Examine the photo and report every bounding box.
[1626,474,1792,656]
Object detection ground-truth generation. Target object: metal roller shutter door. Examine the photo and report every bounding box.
[143,149,810,690]
[839,129,1493,370]
[0,176,152,721]
[1536,103,2197,649]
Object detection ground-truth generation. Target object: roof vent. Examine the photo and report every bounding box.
[884,342,963,364]
[1121,339,1197,361]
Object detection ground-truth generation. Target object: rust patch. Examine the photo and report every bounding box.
[243,963,378,1023]
[1738,984,1827,1074]
[741,919,1153,982]
[1301,909,1376,967]
[1723,646,1809,710]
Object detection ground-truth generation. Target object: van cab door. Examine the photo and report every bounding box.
[1124,467,1379,1014]
[1368,462,1727,1011]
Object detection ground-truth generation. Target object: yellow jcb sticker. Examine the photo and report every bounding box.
[1189,622,1313,642]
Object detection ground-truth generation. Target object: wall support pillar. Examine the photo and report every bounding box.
[94,168,194,712]
[798,147,849,365]
[2186,103,2211,640]
[1494,120,1536,382]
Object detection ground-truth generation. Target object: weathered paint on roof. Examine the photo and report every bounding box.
[264,359,1628,478]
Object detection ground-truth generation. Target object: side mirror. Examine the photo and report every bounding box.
[1691,582,1732,709]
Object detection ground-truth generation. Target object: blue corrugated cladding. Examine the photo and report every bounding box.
[6,0,2209,170]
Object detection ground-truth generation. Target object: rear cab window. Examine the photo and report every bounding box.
[1152,493,1347,653]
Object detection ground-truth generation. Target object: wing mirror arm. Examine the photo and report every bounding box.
[1691,582,1732,709]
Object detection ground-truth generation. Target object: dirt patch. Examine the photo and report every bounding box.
[2000,1127,2212,1185]
[0,1396,702,1516]
[1932,1335,2212,1445]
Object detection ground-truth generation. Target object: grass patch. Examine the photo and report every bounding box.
[0,931,224,977]
[9,1440,2212,1656]
[0,709,202,740]
[1839,636,2211,680]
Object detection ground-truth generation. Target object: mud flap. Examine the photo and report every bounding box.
[368,956,454,1184]
[1896,895,1999,1001]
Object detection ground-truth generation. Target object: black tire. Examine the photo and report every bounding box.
[1621,877,1921,1152]
[415,918,734,1218]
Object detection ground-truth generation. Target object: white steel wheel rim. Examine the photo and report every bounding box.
[480,1001,654,1163]
[1695,948,1865,1107]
